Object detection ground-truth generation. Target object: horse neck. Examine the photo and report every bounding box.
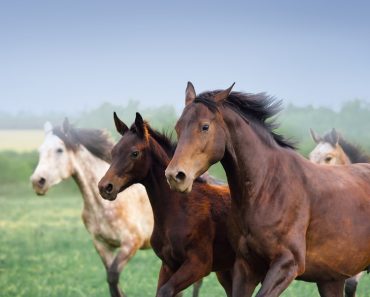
[220,107,285,203]
[141,142,174,224]
[70,146,110,211]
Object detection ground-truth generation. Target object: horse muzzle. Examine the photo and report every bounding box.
[30,176,48,196]
[165,168,194,193]
[98,180,119,201]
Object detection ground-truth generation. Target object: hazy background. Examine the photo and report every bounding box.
[1,0,370,114]
[1,2,370,297]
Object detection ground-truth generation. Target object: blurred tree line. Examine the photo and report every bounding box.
[0,99,369,191]
[279,99,370,155]
[0,100,178,139]
[1,99,369,152]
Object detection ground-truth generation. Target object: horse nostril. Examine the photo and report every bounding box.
[175,171,186,182]
[38,177,46,187]
[105,183,113,194]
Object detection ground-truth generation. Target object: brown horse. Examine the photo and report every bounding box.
[98,112,235,297]
[309,128,370,297]
[166,82,370,297]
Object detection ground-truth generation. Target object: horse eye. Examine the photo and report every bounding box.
[131,151,139,159]
[325,156,332,162]
[56,148,63,153]
[201,124,209,132]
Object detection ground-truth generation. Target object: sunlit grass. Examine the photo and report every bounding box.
[0,190,368,297]
[0,130,44,152]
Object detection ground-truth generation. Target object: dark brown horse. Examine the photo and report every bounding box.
[165,82,370,297]
[98,112,235,297]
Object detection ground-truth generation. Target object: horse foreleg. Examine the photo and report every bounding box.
[344,272,364,297]
[232,257,262,297]
[156,257,209,297]
[317,280,345,297]
[93,239,115,269]
[107,240,140,297]
[191,279,203,297]
[93,240,125,297]
[157,264,174,291]
[215,270,233,297]
[255,250,300,297]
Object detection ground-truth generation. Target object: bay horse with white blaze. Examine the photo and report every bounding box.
[98,112,235,297]
[309,128,370,297]
[165,82,370,297]
[31,119,154,297]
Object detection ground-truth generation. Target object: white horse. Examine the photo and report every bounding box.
[309,128,369,297]
[31,119,154,297]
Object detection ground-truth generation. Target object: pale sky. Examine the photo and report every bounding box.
[1,0,369,114]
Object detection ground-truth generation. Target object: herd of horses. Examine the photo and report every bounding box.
[30,83,370,297]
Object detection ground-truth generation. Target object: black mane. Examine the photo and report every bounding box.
[52,126,114,163]
[323,131,370,164]
[194,90,296,149]
[146,125,177,157]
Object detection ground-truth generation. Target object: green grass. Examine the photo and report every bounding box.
[0,188,369,297]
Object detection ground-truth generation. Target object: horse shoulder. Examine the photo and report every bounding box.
[115,183,154,245]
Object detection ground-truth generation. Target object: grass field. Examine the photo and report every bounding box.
[0,130,44,152]
[1,186,369,297]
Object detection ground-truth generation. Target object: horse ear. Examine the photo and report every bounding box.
[113,112,128,136]
[309,128,322,144]
[62,118,70,134]
[185,81,196,106]
[331,128,339,145]
[44,122,53,135]
[134,112,147,139]
[214,83,235,103]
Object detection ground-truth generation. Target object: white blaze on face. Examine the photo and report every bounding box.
[30,124,74,194]
[309,142,337,165]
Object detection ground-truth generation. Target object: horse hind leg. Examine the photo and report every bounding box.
[317,280,345,297]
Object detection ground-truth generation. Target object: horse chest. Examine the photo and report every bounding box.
[151,227,188,269]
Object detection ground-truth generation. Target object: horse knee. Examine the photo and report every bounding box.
[157,284,174,297]
[344,278,358,297]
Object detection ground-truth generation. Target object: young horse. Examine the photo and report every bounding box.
[30,120,154,297]
[309,128,370,297]
[166,82,370,297]
[98,112,235,297]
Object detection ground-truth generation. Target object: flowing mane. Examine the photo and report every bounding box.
[322,131,370,163]
[194,91,296,149]
[53,125,114,163]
